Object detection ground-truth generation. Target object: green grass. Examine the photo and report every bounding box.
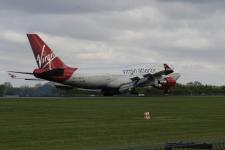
[0,96,225,150]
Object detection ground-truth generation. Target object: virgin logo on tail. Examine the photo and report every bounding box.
[36,45,56,69]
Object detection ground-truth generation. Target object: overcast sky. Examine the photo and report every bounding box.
[0,0,225,86]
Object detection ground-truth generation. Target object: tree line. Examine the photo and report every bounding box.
[0,81,225,97]
[0,82,98,97]
[137,81,225,96]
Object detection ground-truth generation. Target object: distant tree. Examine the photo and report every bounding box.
[1,81,225,97]
[0,84,6,96]
[4,82,12,88]
[3,82,15,96]
[186,81,202,86]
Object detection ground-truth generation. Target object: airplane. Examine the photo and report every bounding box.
[9,34,180,96]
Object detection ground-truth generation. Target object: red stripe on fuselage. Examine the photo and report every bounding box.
[33,67,77,82]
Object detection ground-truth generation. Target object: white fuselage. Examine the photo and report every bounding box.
[64,63,168,90]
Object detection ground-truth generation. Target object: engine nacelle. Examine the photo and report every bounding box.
[156,77,176,90]
[163,77,176,87]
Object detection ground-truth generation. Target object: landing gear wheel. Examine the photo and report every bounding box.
[164,89,169,94]
[102,90,114,96]
[131,88,139,96]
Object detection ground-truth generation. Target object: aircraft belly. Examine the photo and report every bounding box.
[65,73,129,89]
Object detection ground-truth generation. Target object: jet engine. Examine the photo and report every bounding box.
[160,77,176,87]
[156,77,177,93]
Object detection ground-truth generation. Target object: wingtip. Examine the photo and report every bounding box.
[164,64,171,70]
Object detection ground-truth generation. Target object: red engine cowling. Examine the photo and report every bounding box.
[158,77,176,89]
[158,77,176,93]
[163,77,176,88]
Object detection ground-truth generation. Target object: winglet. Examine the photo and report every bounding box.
[164,64,171,70]
[164,64,174,75]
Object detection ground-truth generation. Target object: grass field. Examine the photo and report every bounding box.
[0,96,225,150]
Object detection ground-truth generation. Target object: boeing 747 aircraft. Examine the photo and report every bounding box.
[9,34,180,96]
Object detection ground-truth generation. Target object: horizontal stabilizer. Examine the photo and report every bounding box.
[54,84,73,90]
[8,71,33,75]
[24,78,44,81]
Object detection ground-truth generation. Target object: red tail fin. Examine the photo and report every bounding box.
[27,34,67,70]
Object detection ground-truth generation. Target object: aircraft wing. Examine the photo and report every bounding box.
[130,64,174,87]
[8,72,44,81]
[8,71,33,75]
[143,64,173,79]
[120,64,174,93]
[132,64,173,82]
[24,78,44,81]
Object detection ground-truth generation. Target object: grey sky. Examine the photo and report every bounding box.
[0,0,225,86]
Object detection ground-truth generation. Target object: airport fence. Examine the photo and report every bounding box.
[102,141,225,150]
